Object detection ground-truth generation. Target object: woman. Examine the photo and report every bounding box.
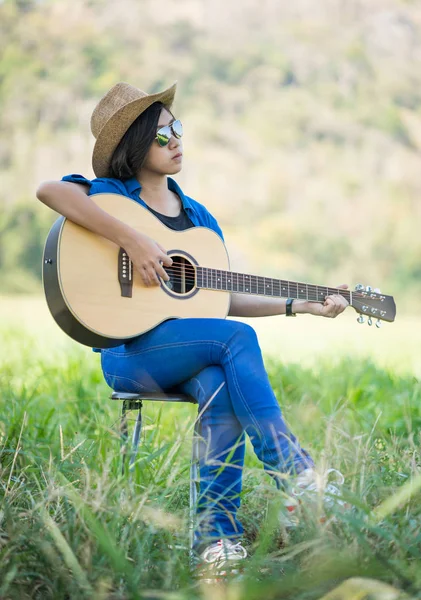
[36,81,348,573]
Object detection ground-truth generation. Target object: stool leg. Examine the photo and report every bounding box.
[189,418,201,553]
[129,407,142,470]
[120,402,129,475]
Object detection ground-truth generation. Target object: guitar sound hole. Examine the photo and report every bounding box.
[163,255,195,294]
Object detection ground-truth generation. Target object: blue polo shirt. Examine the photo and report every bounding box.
[61,173,225,352]
[61,174,224,240]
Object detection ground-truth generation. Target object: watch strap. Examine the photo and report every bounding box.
[286,297,297,317]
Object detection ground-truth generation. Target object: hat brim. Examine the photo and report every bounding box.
[92,82,177,178]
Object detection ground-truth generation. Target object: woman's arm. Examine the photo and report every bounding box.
[228,286,349,319]
[36,181,135,247]
[36,180,172,285]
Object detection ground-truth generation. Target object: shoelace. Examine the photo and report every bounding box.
[202,540,247,563]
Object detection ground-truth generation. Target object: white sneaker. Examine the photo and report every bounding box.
[281,468,347,527]
[196,539,248,582]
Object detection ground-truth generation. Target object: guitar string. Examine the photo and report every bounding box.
[153,266,379,295]
[125,261,386,300]
[158,264,383,295]
[146,276,383,300]
[128,267,391,316]
[161,274,354,293]
[159,282,384,306]
[159,282,385,307]
[129,258,383,297]
[147,276,388,309]
[150,270,382,299]
[155,275,355,296]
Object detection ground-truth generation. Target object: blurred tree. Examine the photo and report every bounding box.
[0,0,420,309]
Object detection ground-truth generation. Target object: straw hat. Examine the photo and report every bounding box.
[90,81,177,177]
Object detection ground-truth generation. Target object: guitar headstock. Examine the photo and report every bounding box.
[351,284,396,327]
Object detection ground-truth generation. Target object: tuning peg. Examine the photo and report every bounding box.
[374,288,381,294]
[367,316,373,326]
[355,284,365,291]
[365,285,372,292]
[376,319,382,328]
[357,315,365,324]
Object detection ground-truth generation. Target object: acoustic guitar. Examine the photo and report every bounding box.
[42,193,396,348]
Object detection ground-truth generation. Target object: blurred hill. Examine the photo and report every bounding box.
[1,0,420,310]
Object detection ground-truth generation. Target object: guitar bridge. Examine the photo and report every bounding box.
[118,248,133,298]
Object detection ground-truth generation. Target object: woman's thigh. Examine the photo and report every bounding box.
[100,317,259,393]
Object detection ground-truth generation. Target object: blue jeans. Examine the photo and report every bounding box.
[101,318,313,547]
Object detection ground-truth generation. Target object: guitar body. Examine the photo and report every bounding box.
[43,193,230,348]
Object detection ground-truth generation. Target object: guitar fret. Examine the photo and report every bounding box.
[263,277,269,295]
[308,285,319,302]
[251,275,257,295]
[280,281,288,297]
[297,283,307,300]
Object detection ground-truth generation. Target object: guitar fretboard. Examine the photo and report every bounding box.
[196,267,352,303]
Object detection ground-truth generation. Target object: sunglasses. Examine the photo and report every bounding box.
[155,119,183,147]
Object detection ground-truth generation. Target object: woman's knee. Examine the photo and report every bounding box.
[211,318,256,344]
[222,321,261,358]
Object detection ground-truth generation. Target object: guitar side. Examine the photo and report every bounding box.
[43,193,231,347]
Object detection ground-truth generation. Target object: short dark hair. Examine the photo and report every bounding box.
[108,101,169,180]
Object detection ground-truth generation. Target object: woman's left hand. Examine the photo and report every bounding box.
[306,284,349,318]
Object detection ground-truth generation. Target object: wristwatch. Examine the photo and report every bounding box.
[286,298,296,317]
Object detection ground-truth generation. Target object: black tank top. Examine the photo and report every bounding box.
[146,205,195,231]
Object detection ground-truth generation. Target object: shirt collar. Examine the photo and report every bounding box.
[124,176,193,211]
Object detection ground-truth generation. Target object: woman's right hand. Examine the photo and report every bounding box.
[123,230,173,286]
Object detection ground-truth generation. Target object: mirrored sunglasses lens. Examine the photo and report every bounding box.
[156,126,171,146]
[172,120,183,138]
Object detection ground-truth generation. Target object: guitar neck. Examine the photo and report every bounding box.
[194,266,396,323]
[196,267,351,303]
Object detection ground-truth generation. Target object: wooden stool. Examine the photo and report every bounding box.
[111,391,200,550]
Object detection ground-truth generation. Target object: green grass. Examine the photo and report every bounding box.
[1,299,421,598]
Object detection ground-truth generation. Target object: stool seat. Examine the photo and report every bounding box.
[111,391,197,403]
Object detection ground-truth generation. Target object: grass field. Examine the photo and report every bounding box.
[1,296,421,599]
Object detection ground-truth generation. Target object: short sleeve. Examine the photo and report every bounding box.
[207,214,224,241]
[61,174,128,196]
[62,173,92,188]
